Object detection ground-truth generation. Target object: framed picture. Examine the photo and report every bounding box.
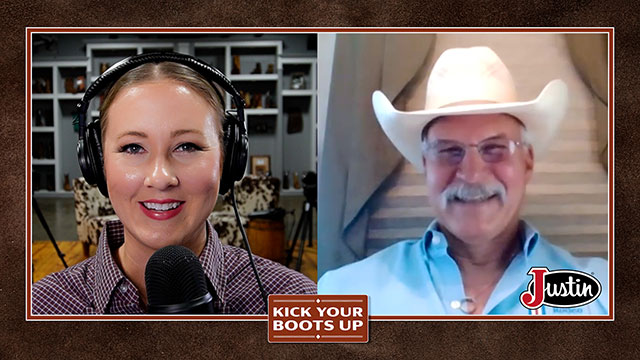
[250,155,271,176]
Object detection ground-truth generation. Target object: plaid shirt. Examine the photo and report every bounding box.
[32,220,317,315]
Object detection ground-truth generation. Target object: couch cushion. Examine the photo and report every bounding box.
[219,175,280,215]
[84,214,120,245]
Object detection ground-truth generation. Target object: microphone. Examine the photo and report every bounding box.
[144,245,215,314]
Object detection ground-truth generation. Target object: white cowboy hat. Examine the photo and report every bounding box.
[372,46,569,173]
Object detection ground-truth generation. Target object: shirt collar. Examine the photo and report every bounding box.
[93,220,129,314]
[93,219,226,313]
[423,219,540,260]
[198,220,226,303]
[520,220,540,259]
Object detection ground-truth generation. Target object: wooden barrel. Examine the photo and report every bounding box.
[246,218,285,263]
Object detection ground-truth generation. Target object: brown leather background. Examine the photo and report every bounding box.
[2,1,637,358]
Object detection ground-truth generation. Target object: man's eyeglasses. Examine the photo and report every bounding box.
[423,137,527,166]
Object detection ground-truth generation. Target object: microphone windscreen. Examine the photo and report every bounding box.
[145,245,210,309]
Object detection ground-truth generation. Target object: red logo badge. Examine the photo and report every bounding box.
[520,267,602,310]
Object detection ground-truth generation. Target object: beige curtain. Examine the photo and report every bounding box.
[565,34,609,169]
[318,34,435,276]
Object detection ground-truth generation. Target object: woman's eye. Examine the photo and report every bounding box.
[119,144,144,154]
[176,142,202,153]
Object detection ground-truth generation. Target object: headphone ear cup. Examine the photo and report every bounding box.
[235,131,248,181]
[78,123,98,185]
[77,137,94,185]
[219,115,234,195]
[83,120,109,197]
[219,113,247,195]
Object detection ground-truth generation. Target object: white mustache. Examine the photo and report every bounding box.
[440,181,506,208]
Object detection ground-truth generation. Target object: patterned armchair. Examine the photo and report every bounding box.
[73,175,280,256]
[208,175,280,247]
[73,177,119,257]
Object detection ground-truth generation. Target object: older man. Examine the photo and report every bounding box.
[318,47,608,315]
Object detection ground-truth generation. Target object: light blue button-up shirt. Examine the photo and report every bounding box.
[319,221,609,315]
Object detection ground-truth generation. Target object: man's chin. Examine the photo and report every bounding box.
[445,225,496,243]
[438,209,503,242]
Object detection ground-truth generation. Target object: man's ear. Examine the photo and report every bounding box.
[524,145,534,183]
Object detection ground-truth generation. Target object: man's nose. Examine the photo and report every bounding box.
[143,155,179,189]
[456,147,489,183]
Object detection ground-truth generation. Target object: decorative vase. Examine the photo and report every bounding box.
[244,91,252,108]
[100,63,110,74]
[266,64,275,74]
[265,91,276,108]
[75,76,86,93]
[232,56,241,74]
[251,62,262,74]
[251,93,263,109]
[293,172,301,189]
[65,77,75,93]
[63,174,72,191]
[35,109,46,127]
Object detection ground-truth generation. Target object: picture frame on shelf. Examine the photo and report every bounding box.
[251,155,271,176]
[290,72,307,89]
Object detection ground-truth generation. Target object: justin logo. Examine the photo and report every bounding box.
[520,267,602,310]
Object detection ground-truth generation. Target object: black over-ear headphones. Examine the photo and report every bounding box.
[76,52,248,197]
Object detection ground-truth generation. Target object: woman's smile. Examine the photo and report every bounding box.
[139,199,186,220]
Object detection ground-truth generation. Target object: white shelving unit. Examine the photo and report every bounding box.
[229,74,279,81]
[32,159,56,165]
[32,126,55,133]
[282,89,315,96]
[280,57,317,196]
[245,108,279,116]
[32,94,55,100]
[32,60,88,197]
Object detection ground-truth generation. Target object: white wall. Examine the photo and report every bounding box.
[317,34,336,168]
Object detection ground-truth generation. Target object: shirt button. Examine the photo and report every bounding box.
[450,300,461,310]
[119,283,129,293]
